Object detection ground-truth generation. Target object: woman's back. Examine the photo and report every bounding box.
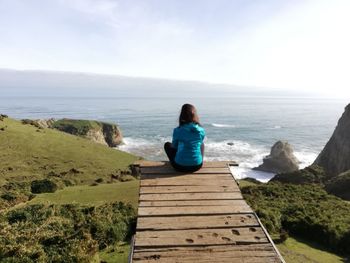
[173,122,205,166]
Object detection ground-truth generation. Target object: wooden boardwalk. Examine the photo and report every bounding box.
[131,161,284,262]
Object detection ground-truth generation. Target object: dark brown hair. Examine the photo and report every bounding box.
[179,104,200,126]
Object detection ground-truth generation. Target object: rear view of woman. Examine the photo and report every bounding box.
[164,104,205,172]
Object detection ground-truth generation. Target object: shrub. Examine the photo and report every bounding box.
[0,202,136,262]
[241,183,350,253]
[31,179,58,194]
[325,170,350,200]
[95,178,104,183]
[270,165,327,185]
[1,192,17,201]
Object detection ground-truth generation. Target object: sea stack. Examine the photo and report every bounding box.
[254,141,299,173]
[314,104,350,176]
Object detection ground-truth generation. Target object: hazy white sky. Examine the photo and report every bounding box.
[0,0,349,96]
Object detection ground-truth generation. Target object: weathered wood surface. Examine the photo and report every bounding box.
[136,214,259,230]
[135,227,268,247]
[138,205,253,216]
[141,173,233,180]
[134,160,237,168]
[141,167,230,174]
[133,244,280,263]
[132,161,284,263]
[139,199,248,207]
[140,185,239,194]
[139,192,243,201]
[141,177,234,186]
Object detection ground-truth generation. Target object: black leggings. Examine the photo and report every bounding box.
[164,142,204,172]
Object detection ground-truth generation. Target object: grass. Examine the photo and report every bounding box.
[0,117,137,187]
[276,236,347,263]
[29,180,139,207]
[52,119,103,135]
[99,242,130,263]
[237,178,261,187]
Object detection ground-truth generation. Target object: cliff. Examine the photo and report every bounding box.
[314,104,350,176]
[51,119,123,147]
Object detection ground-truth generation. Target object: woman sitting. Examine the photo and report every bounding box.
[164,103,205,172]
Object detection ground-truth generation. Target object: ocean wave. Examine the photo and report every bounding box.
[116,137,318,182]
[211,123,236,128]
[268,125,282,129]
[294,151,318,168]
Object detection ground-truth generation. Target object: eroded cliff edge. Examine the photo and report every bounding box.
[314,104,350,176]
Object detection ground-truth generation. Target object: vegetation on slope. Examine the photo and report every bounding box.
[51,119,103,136]
[29,181,139,207]
[0,116,139,262]
[0,202,136,262]
[275,236,345,263]
[270,165,328,185]
[0,117,137,210]
[271,164,350,202]
[240,181,350,254]
[325,170,350,200]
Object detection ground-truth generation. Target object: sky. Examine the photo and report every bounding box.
[0,0,350,97]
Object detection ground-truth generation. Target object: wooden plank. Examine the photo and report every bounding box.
[139,192,243,201]
[133,244,280,263]
[134,227,268,247]
[140,185,239,194]
[140,178,234,187]
[138,205,253,216]
[136,214,259,230]
[139,199,249,207]
[140,167,231,174]
[141,173,233,180]
[134,257,279,263]
[135,161,237,168]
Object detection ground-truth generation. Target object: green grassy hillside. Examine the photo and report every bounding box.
[29,181,139,207]
[0,117,137,210]
[0,116,139,262]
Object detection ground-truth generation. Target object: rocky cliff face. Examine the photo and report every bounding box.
[314,104,350,176]
[101,122,123,147]
[51,119,123,147]
[254,141,299,173]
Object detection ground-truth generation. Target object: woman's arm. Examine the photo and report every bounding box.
[172,128,179,149]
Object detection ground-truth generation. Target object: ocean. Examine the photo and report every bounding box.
[0,96,347,182]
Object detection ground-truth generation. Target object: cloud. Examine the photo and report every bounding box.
[0,0,349,98]
[58,0,119,17]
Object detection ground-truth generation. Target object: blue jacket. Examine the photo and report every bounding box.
[172,122,205,166]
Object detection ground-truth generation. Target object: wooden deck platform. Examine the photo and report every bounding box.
[131,161,285,262]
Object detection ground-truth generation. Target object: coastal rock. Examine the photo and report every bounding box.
[21,118,55,129]
[36,118,55,129]
[254,141,299,173]
[51,119,123,147]
[86,129,108,146]
[314,104,350,176]
[101,122,123,147]
[0,114,8,121]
